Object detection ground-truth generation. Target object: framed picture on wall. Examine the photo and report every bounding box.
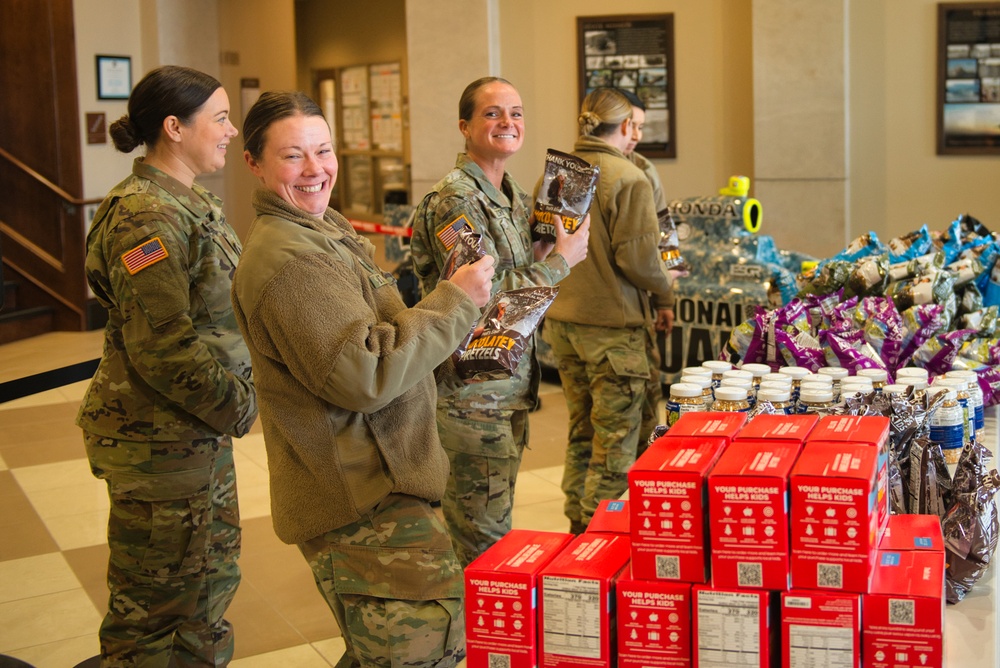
[937,2,1000,154]
[96,55,131,100]
[577,13,676,158]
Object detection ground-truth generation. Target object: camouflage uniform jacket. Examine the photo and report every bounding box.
[543,136,673,329]
[76,158,257,442]
[629,151,668,212]
[411,153,570,411]
[231,189,479,544]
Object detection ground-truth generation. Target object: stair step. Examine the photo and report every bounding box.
[0,305,55,345]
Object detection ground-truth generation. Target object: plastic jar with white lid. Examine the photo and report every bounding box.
[928,386,964,464]
[896,367,930,382]
[882,383,908,396]
[666,383,706,427]
[702,361,734,388]
[934,377,973,447]
[682,366,713,379]
[778,366,811,402]
[711,386,750,412]
[946,370,984,440]
[897,376,928,400]
[756,387,794,414]
[857,368,888,392]
[797,386,838,414]
[740,363,771,392]
[761,373,792,387]
[680,375,714,409]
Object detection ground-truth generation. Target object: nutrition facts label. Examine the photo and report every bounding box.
[542,576,601,658]
[788,624,854,668]
[697,590,761,665]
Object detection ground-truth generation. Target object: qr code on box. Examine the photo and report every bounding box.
[737,562,763,587]
[656,555,680,579]
[488,653,511,668]
[817,563,843,588]
[888,598,915,626]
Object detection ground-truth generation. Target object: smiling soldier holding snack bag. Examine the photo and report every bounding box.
[411,77,590,567]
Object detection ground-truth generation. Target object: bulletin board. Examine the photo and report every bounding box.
[577,13,676,158]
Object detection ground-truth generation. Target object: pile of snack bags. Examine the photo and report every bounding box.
[724,214,1000,404]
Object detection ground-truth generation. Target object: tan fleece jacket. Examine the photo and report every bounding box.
[231,190,480,544]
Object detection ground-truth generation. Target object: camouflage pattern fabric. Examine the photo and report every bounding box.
[298,493,465,667]
[639,323,663,458]
[436,406,528,567]
[85,432,240,667]
[77,158,257,443]
[542,319,649,531]
[410,154,570,561]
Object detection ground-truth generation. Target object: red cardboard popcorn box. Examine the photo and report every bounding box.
[587,499,630,535]
[629,436,727,582]
[663,411,747,444]
[617,566,693,668]
[538,533,631,668]
[735,413,818,444]
[781,590,861,668]
[789,443,881,592]
[862,549,945,668]
[692,584,778,667]
[708,440,801,591]
[466,529,575,668]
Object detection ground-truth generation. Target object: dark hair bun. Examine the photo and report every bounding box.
[109,115,141,153]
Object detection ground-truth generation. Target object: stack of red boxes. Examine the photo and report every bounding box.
[863,514,946,668]
[625,412,745,666]
[463,411,948,668]
[694,413,817,667]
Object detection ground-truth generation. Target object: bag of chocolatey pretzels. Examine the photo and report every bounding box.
[942,441,1000,603]
[455,286,558,382]
[907,435,952,518]
[532,149,599,243]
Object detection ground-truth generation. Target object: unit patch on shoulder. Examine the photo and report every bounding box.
[437,214,472,251]
[121,237,169,275]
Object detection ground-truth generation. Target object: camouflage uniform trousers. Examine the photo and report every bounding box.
[542,319,649,532]
[84,432,240,668]
[639,321,663,459]
[298,492,465,667]
[436,406,528,568]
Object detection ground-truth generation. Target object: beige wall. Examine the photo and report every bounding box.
[73,0,144,200]
[217,0,298,239]
[498,0,755,205]
[881,0,998,240]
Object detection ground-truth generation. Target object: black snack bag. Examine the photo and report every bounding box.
[657,209,690,272]
[455,286,558,382]
[942,441,1000,603]
[532,149,599,243]
[440,225,485,280]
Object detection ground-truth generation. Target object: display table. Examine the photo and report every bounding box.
[944,405,998,667]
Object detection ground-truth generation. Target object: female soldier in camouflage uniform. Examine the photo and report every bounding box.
[77,66,258,666]
[410,77,590,566]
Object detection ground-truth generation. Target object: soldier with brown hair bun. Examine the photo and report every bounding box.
[542,87,675,533]
[77,65,257,666]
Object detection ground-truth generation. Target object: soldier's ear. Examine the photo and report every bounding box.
[161,115,183,143]
[244,151,263,180]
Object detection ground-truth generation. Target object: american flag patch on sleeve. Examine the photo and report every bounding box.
[121,237,169,275]
[436,214,471,251]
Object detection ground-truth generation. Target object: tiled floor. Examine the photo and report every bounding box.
[0,331,598,667]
